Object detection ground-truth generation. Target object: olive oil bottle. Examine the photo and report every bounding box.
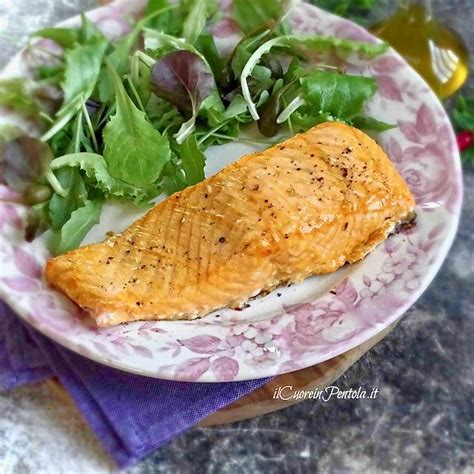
[370,0,469,98]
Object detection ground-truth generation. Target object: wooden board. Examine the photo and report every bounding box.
[199,320,398,426]
[49,320,399,426]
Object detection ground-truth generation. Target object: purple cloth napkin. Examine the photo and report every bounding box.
[0,301,270,468]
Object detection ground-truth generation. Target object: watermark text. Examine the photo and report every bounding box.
[273,385,379,402]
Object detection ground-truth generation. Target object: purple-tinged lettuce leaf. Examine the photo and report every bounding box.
[150,50,222,143]
[1,136,52,192]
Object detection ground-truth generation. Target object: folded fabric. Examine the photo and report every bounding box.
[0,302,51,389]
[0,301,270,468]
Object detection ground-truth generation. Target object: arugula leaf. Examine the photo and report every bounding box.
[301,71,377,118]
[48,167,88,230]
[240,34,387,119]
[98,3,177,103]
[171,134,206,185]
[62,37,108,105]
[50,199,102,255]
[276,71,387,134]
[145,0,181,35]
[182,0,217,44]
[32,27,79,49]
[195,33,226,84]
[103,61,171,187]
[41,32,108,142]
[199,93,226,127]
[230,29,271,78]
[352,115,396,132]
[290,35,387,59]
[223,95,251,120]
[144,29,190,55]
[290,111,333,132]
[78,13,106,44]
[233,0,282,33]
[128,60,152,108]
[160,159,188,195]
[146,94,184,134]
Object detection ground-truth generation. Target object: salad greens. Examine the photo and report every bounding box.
[103,60,171,186]
[0,0,392,254]
[313,0,377,25]
[452,92,474,164]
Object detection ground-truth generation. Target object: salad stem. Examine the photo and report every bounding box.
[210,132,280,147]
[197,119,232,146]
[136,50,156,68]
[174,115,197,145]
[125,75,145,112]
[281,96,295,135]
[80,100,99,152]
[241,36,288,120]
[45,168,67,198]
[40,108,75,142]
[74,109,83,153]
[277,95,305,123]
[39,112,53,124]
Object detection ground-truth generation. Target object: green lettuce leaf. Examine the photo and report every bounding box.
[146,94,184,135]
[300,71,377,118]
[352,115,396,132]
[145,0,182,35]
[61,37,108,105]
[232,0,282,33]
[50,152,160,205]
[171,134,206,185]
[182,0,217,44]
[32,27,79,49]
[41,34,108,141]
[98,3,176,103]
[103,61,171,187]
[240,34,387,119]
[48,167,87,230]
[49,199,103,255]
[289,35,388,59]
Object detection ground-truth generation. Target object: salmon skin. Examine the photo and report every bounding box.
[45,122,415,327]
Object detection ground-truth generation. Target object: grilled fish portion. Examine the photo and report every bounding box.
[45,122,415,327]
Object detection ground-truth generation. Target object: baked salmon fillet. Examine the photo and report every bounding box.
[45,122,415,327]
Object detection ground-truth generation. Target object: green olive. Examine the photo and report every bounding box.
[25,184,52,205]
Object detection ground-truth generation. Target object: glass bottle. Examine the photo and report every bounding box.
[370,0,469,99]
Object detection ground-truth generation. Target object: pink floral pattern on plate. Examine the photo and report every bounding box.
[0,1,462,382]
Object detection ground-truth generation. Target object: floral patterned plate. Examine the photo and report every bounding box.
[0,1,462,382]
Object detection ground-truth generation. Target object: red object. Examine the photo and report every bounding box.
[456,130,474,152]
